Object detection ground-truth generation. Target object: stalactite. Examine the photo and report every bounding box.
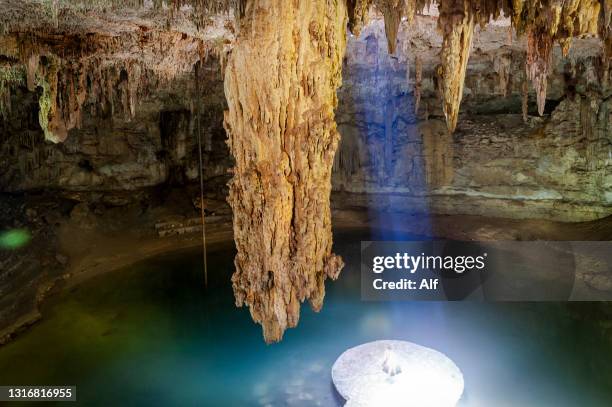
[559,37,572,57]
[494,53,512,97]
[512,0,600,117]
[521,79,529,123]
[601,0,612,84]
[224,0,346,343]
[404,0,418,25]
[0,66,24,119]
[414,55,422,114]
[348,0,373,36]
[333,131,362,183]
[377,0,405,54]
[128,63,141,119]
[526,27,553,116]
[26,54,39,92]
[438,0,475,133]
[36,55,64,143]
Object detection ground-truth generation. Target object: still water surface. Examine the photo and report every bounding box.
[0,229,611,406]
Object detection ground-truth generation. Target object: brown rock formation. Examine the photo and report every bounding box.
[223,1,346,343]
[438,0,475,133]
[526,27,553,116]
[377,0,405,54]
[348,0,373,36]
[334,14,612,222]
[512,0,601,116]
[600,0,612,83]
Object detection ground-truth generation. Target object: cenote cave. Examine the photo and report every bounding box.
[1,1,612,406]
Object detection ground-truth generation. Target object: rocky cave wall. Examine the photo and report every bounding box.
[0,6,233,202]
[0,5,234,342]
[0,63,230,201]
[3,11,608,220]
[333,14,612,222]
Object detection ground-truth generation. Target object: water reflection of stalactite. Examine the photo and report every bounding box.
[421,122,454,190]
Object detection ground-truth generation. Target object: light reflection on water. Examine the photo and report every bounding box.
[0,229,610,406]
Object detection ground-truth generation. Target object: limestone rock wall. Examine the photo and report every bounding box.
[0,62,230,199]
[332,16,612,222]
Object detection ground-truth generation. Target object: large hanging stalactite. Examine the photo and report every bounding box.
[223,0,347,343]
[438,0,475,133]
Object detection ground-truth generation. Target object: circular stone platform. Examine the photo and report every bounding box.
[331,340,464,407]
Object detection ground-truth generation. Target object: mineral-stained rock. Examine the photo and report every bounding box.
[223,0,346,343]
[348,0,374,36]
[512,0,601,117]
[334,15,612,222]
[438,0,475,133]
[601,0,612,84]
[414,55,422,114]
[526,27,553,116]
[377,0,405,54]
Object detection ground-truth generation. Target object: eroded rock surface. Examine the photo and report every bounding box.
[334,15,612,222]
[223,1,346,342]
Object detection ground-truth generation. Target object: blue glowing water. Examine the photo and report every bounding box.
[0,229,610,406]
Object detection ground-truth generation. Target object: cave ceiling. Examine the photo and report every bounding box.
[0,0,609,141]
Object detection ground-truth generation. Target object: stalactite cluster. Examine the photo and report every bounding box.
[1,0,244,35]
[0,66,24,119]
[2,50,182,143]
[1,12,227,142]
[526,27,553,116]
[346,0,609,132]
[347,0,373,36]
[602,0,612,83]
[224,0,347,343]
[512,0,601,116]
[384,1,434,51]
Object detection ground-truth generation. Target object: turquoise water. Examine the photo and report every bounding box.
[0,230,611,406]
